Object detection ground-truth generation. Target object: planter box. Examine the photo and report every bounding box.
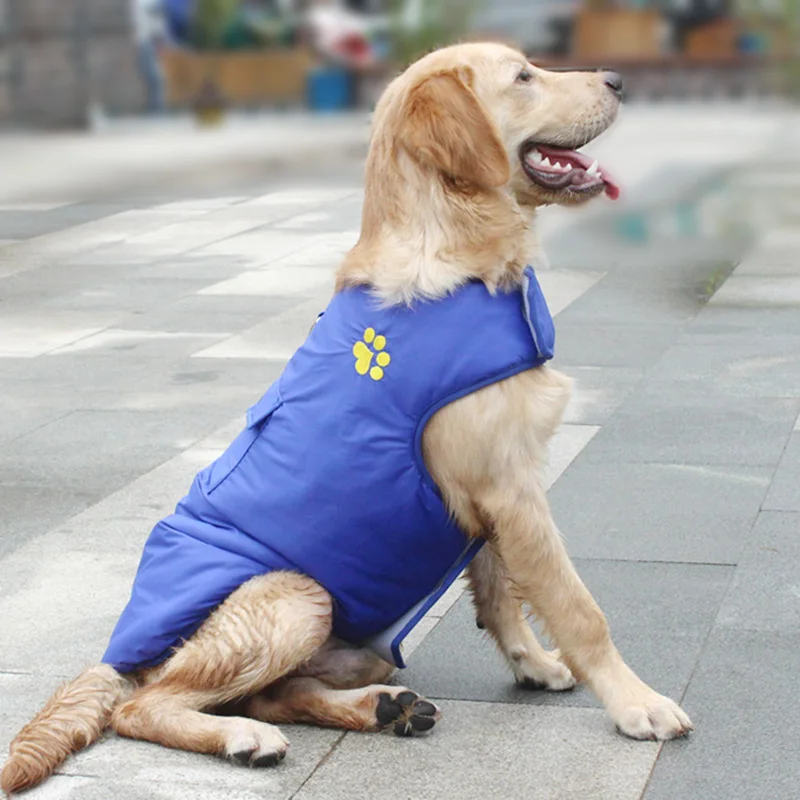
[685,19,741,58]
[572,10,664,60]
[160,48,315,108]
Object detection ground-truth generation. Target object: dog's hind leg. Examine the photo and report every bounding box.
[468,544,576,691]
[111,571,332,766]
[292,636,396,689]
[245,677,440,737]
[244,639,439,736]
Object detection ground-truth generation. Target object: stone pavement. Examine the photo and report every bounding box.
[1,104,799,799]
[0,112,372,206]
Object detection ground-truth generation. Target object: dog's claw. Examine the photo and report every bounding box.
[251,751,286,768]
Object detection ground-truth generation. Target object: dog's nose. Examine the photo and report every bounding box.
[602,71,624,100]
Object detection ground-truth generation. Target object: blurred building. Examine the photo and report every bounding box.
[474,0,795,100]
[0,1,796,129]
[0,0,146,128]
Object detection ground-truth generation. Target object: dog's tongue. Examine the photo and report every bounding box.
[535,145,620,200]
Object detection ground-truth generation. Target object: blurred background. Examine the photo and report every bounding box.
[0,1,798,266]
[2,10,800,797]
[0,0,797,128]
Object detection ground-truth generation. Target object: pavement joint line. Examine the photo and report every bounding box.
[563,557,737,568]
[150,197,347,266]
[0,409,74,447]
[639,741,668,800]
[757,422,796,515]
[0,189,364,280]
[289,730,348,800]
[53,772,97,781]
[638,550,739,796]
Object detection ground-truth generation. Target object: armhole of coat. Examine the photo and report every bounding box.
[413,360,540,497]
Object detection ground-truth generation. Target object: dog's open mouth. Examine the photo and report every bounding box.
[521,144,620,200]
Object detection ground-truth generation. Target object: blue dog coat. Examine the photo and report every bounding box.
[103,267,555,673]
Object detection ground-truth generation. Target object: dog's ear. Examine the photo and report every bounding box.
[398,68,510,188]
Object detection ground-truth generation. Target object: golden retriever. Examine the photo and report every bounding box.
[1,41,691,796]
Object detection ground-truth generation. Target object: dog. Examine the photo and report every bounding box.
[1,42,692,796]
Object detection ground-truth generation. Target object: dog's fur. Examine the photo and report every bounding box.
[1,42,692,796]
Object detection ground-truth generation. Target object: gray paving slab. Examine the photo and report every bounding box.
[711,274,800,307]
[295,702,660,800]
[2,407,217,495]
[556,365,644,426]
[734,242,800,275]
[763,434,800,511]
[713,511,800,633]
[48,329,233,359]
[647,333,800,399]
[0,405,71,447]
[686,305,800,337]
[0,483,96,559]
[548,461,771,564]
[59,242,189,268]
[119,294,310,336]
[0,262,116,305]
[40,277,216,315]
[554,273,705,326]
[644,510,800,798]
[1,674,341,800]
[402,561,731,709]
[552,321,684,368]
[269,204,363,235]
[644,629,800,800]
[582,394,799,467]
[0,212,76,240]
[0,353,281,420]
[0,204,144,242]
[131,253,261,281]
[550,229,743,288]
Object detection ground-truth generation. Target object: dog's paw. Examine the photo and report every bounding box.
[612,694,693,741]
[511,647,576,692]
[375,689,441,736]
[224,719,289,767]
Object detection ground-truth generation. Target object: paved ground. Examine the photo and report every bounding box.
[1,104,799,799]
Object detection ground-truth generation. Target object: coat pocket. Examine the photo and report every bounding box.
[201,382,284,494]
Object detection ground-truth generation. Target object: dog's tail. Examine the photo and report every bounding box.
[1,665,132,796]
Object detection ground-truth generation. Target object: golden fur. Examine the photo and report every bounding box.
[1,42,691,797]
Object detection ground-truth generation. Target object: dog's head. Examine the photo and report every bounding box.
[375,42,621,208]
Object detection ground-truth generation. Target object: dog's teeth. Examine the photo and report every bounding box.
[541,157,551,167]
[597,170,603,179]
[586,160,599,176]
[564,163,573,171]
[553,161,563,170]
[528,149,542,165]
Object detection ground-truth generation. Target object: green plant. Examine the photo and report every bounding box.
[193,0,242,50]
[784,0,800,100]
[737,0,800,100]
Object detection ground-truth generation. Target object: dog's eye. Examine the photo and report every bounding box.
[516,69,533,84]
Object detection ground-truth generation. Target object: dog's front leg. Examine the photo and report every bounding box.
[467,544,575,691]
[480,481,693,740]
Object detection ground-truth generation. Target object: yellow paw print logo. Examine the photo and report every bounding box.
[353,327,391,381]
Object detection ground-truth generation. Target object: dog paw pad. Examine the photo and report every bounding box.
[375,690,441,736]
